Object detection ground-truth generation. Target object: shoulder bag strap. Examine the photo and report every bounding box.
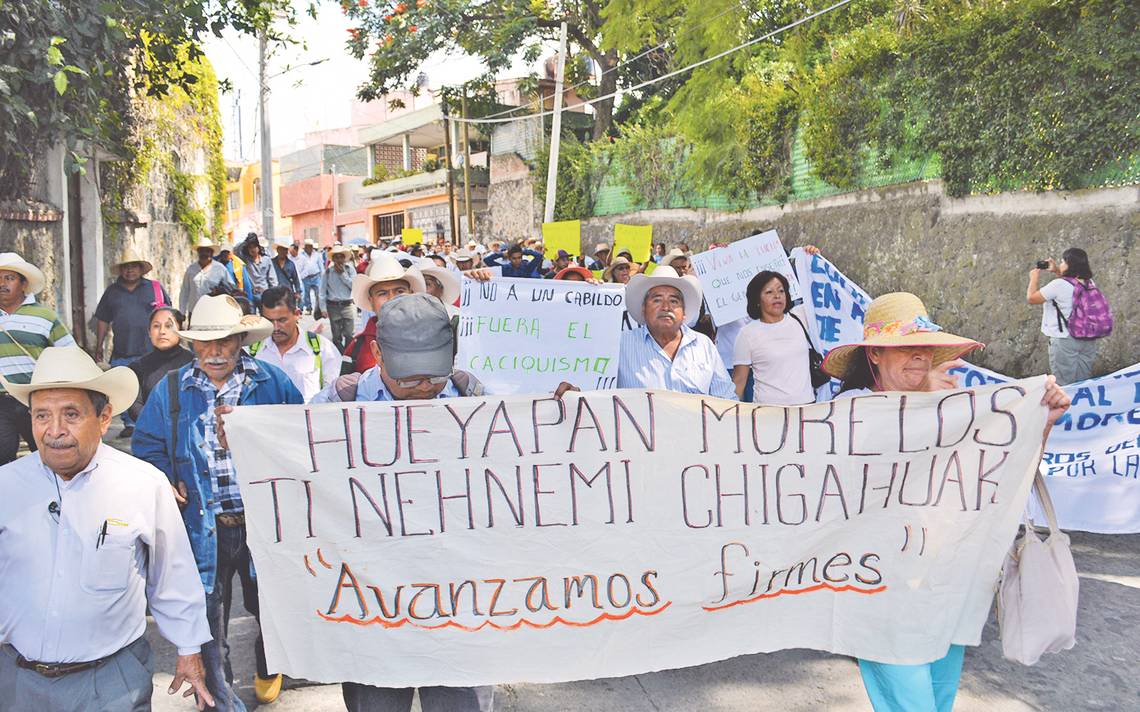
[166,371,181,470]
[0,321,39,361]
[786,312,815,349]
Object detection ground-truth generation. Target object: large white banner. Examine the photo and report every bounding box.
[791,252,1140,533]
[228,381,1048,687]
[455,277,625,394]
[691,230,801,327]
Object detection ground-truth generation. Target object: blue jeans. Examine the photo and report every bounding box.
[301,275,321,312]
[858,644,965,712]
[110,356,141,428]
[201,523,267,712]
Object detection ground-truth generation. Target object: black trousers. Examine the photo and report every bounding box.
[0,393,34,466]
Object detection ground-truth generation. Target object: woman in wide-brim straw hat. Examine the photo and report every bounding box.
[825,291,1071,712]
[822,292,983,392]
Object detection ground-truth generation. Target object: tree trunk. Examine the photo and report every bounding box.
[592,49,618,141]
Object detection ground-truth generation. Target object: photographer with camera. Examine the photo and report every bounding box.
[1027,247,1113,385]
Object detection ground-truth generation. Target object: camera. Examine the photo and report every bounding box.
[1036,260,1050,270]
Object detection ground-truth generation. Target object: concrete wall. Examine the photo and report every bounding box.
[583,181,1138,378]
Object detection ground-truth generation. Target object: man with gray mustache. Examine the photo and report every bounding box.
[132,294,303,710]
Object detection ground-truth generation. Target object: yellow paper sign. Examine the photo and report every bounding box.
[541,220,582,260]
[613,224,652,263]
[401,228,424,245]
[642,260,658,275]
[590,269,604,281]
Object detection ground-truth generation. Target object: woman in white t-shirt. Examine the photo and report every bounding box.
[730,270,814,404]
[1026,247,1098,385]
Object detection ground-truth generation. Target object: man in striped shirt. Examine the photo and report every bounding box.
[0,253,76,465]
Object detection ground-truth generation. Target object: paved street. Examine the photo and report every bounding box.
[142,527,1140,712]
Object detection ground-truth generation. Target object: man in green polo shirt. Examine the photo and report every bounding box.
[0,253,76,464]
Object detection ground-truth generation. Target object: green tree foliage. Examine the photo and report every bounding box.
[0,0,303,197]
[340,0,620,139]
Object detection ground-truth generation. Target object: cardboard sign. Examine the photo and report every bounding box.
[227,379,1049,687]
[690,230,800,327]
[455,277,625,394]
[614,224,653,263]
[542,220,582,260]
[401,228,424,246]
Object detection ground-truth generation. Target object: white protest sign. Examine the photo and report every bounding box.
[227,380,1048,687]
[455,277,625,394]
[791,249,871,401]
[691,230,800,327]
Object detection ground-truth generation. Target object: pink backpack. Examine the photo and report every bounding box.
[1059,277,1112,339]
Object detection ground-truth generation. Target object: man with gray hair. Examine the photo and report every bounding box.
[0,346,213,710]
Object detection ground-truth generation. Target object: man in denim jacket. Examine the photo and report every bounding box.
[133,295,303,709]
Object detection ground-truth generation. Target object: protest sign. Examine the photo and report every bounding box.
[791,249,872,401]
[401,228,424,245]
[691,230,800,327]
[227,379,1049,687]
[791,250,1140,533]
[614,224,653,263]
[455,277,624,394]
[542,220,582,260]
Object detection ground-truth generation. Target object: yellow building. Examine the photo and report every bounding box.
[223,161,291,243]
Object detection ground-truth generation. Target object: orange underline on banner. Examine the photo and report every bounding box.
[315,601,672,632]
[702,584,887,612]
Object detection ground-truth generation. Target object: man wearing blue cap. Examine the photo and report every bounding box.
[310,293,492,711]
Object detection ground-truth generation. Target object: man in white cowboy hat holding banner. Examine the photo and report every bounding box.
[0,346,214,711]
[93,247,172,438]
[132,295,303,709]
[0,252,76,466]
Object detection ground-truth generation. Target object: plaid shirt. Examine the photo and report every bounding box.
[183,355,256,514]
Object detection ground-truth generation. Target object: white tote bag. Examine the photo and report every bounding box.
[997,472,1079,665]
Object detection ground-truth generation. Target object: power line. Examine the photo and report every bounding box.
[449,0,854,126]
[474,2,745,122]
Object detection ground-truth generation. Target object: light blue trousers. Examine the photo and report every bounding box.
[858,644,965,712]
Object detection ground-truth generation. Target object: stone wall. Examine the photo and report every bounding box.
[487,154,541,243]
[0,210,66,313]
[582,181,1138,378]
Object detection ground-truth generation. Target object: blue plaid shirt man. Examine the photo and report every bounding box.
[183,354,254,514]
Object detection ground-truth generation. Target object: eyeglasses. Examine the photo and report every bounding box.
[393,374,451,389]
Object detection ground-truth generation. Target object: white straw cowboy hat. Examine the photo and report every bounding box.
[112,247,153,275]
[351,252,426,312]
[328,243,354,257]
[177,294,273,346]
[414,264,460,306]
[624,265,703,327]
[194,238,218,253]
[821,292,983,380]
[593,242,611,255]
[663,248,689,267]
[0,346,138,416]
[0,252,46,294]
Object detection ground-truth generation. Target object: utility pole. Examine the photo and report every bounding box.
[543,21,568,224]
[258,28,275,242]
[441,107,460,245]
[461,91,475,240]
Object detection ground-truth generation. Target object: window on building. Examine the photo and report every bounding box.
[303,227,320,243]
[374,212,405,240]
[227,191,240,211]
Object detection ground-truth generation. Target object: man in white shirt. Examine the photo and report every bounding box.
[0,347,213,711]
[250,286,340,402]
[294,238,324,315]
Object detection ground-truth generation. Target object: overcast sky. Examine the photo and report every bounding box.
[204,2,547,163]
